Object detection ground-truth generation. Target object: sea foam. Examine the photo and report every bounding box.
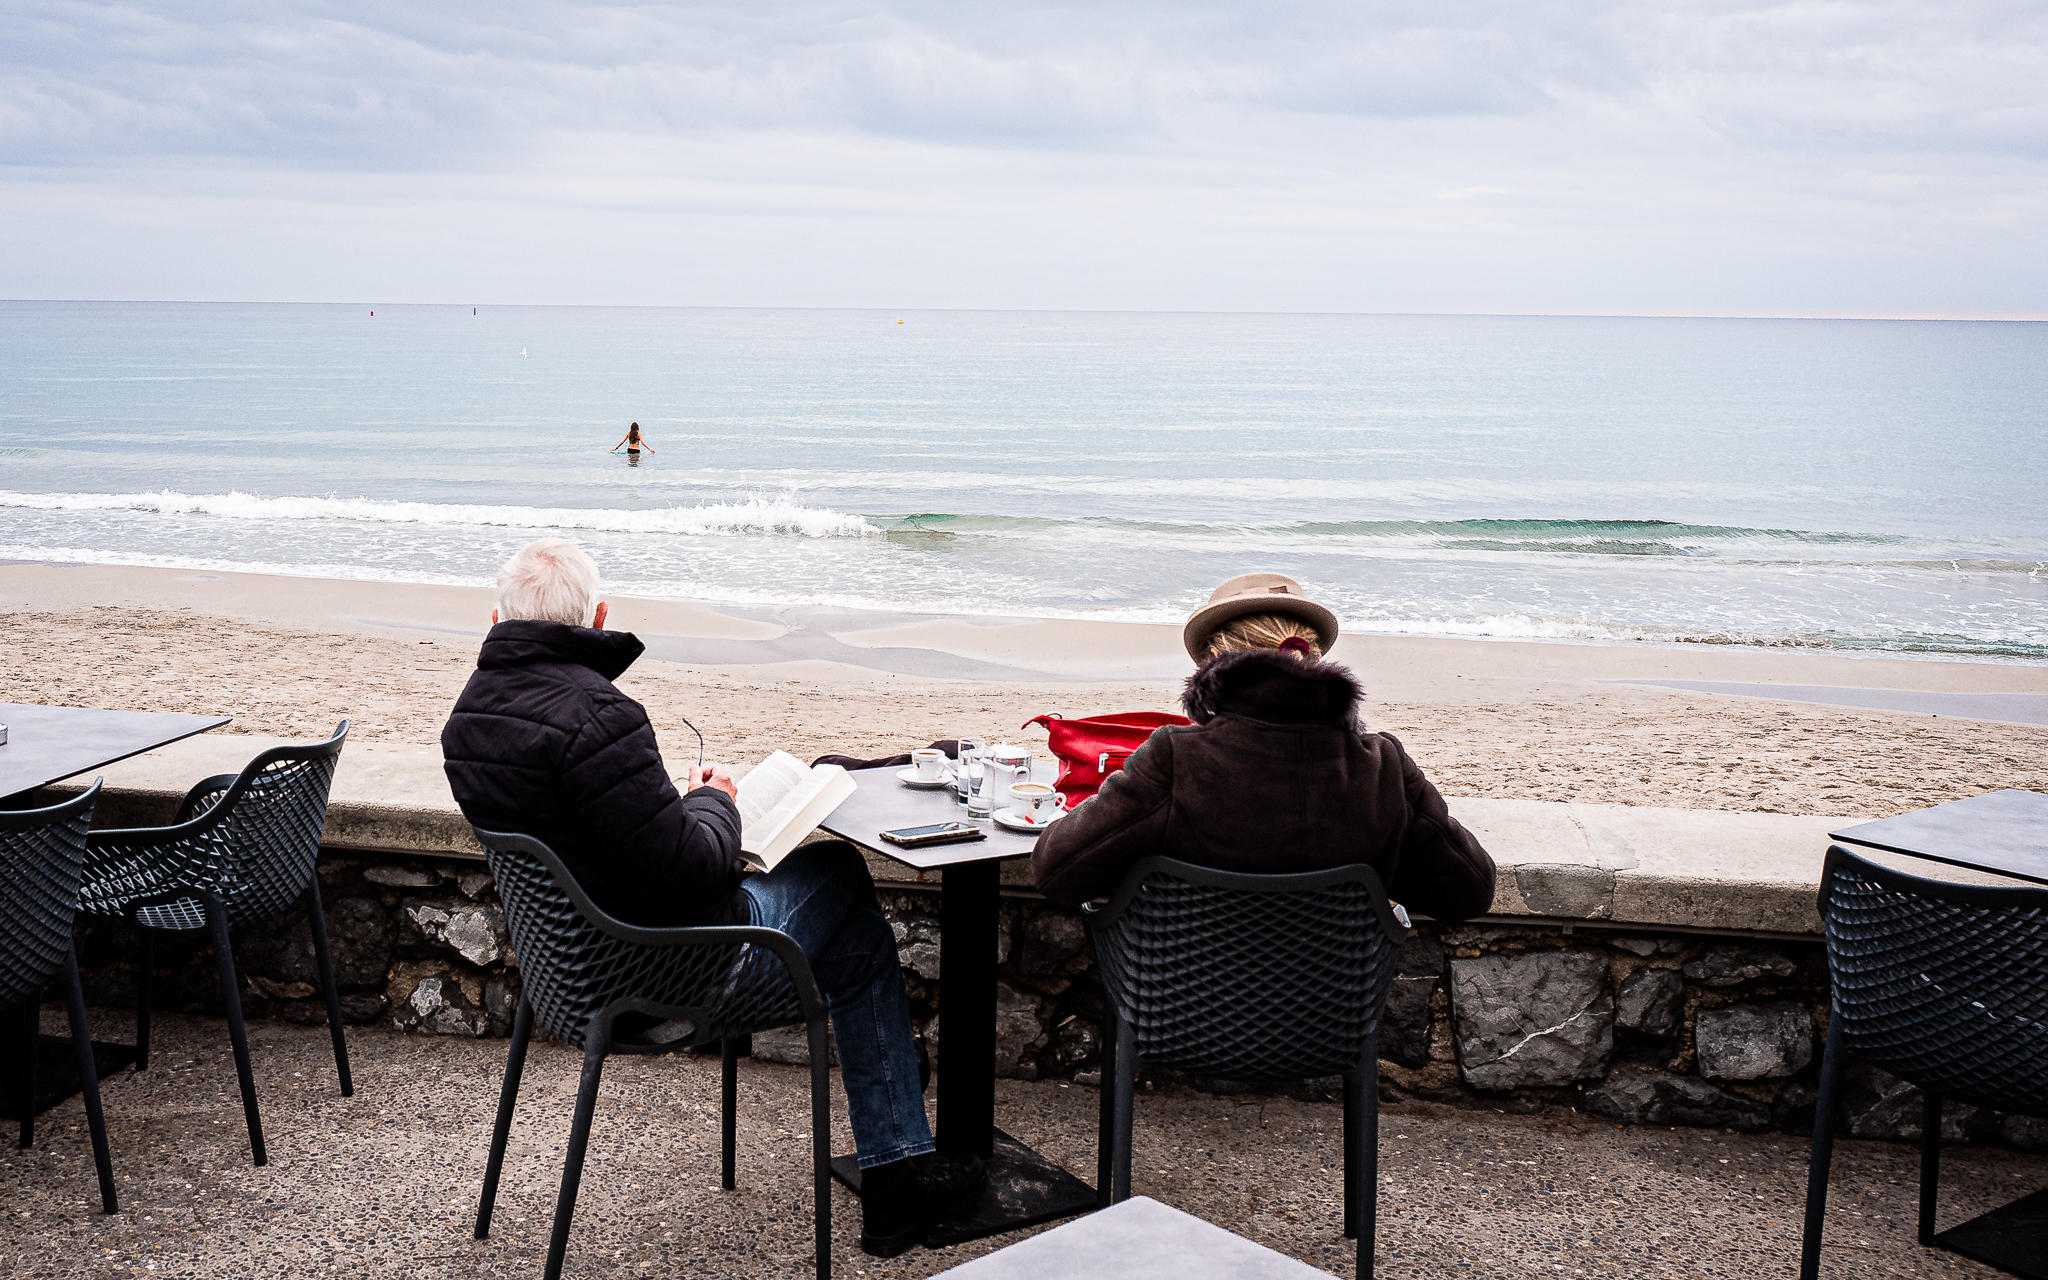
[5,304,2044,663]
[0,490,876,539]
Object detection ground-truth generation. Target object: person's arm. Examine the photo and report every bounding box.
[1381,733,1496,922]
[1030,728,1176,907]
[611,434,628,451]
[558,693,746,906]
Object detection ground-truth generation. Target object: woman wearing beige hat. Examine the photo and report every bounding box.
[1031,573,1495,920]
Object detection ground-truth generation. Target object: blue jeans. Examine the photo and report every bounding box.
[741,840,935,1169]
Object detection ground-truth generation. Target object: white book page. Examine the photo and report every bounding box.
[736,753,856,871]
[735,750,810,835]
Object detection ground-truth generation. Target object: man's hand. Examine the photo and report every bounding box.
[689,764,738,800]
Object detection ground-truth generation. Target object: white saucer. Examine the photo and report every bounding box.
[993,807,1062,833]
[897,767,955,790]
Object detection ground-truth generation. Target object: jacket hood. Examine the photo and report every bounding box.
[476,619,646,682]
[1181,647,1364,730]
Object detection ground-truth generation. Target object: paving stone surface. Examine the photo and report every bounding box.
[1,1010,2038,1279]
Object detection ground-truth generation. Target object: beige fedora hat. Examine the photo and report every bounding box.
[1182,572,1340,660]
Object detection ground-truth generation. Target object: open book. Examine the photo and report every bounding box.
[734,751,857,873]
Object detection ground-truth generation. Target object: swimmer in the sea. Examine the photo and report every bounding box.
[611,423,654,457]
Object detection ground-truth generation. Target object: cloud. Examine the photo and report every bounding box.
[10,1,2036,164]
[2,2,1173,164]
[1617,1,2048,156]
[0,1,2042,312]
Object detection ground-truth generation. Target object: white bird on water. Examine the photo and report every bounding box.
[520,348,528,358]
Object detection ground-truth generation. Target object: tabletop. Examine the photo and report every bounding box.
[819,762,1059,870]
[1830,788,2048,887]
[0,702,231,801]
[930,1195,1336,1279]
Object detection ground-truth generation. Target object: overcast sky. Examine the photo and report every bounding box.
[3,1,2043,315]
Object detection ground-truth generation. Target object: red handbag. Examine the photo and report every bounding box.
[1023,711,1191,805]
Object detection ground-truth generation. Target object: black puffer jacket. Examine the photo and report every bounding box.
[1031,648,1495,920]
[441,620,747,928]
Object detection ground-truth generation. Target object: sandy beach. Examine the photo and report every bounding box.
[4,561,2046,819]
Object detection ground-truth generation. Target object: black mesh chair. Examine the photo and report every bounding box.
[1800,844,2048,1279]
[1,780,117,1213]
[77,721,352,1167]
[1084,856,1405,1278]
[471,829,835,1280]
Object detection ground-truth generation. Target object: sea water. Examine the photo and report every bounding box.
[2,301,2043,661]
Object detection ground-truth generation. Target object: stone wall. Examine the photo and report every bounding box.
[73,853,522,1040]
[68,851,2048,1154]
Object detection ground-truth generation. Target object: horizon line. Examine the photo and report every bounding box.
[3,298,2043,324]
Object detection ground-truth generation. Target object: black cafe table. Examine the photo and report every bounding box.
[1831,788,2048,887]
[818,762,1099,1246]
[0,701,230,802]
[1831,788,2048,1280]
[0,701,230,1121]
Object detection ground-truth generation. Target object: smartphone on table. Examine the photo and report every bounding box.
[880,821,988,849]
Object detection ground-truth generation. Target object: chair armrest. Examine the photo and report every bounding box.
[175,773,241,824]
[640,924,828,1014]
[0,777,101,831]
[471,827,829,1012]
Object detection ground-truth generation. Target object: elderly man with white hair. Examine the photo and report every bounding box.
[441,539,984,1258]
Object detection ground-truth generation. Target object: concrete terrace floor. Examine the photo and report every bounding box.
[2,1012,2041,1280]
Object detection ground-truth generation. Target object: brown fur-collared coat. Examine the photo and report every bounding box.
[1030,647,1496,919]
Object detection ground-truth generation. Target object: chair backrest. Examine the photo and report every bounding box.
[0,781,101,1007]
[1085,855,1405,1081]
[86,721,348,927]
[475,828,816,1053]
[1820,844,2048,1119]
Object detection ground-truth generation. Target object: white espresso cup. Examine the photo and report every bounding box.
[1008,782,1066,823]
[910,748,949,780]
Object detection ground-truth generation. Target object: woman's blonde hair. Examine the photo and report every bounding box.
[1206,611,1323,660]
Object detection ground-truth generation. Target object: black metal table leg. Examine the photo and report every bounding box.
[938,860,999,1160]
[829,857,1096,1246]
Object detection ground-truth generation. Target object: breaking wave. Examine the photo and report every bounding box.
[5,493,2043,661]
[0,489,877,539]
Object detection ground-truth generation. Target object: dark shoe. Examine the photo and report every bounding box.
[859,1152,987,1257]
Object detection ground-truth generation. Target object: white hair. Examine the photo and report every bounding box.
[497,539,602,626]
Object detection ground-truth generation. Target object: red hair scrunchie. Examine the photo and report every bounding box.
[1278,636,1315,658]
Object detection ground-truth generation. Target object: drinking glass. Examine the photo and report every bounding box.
[954,737,984,812]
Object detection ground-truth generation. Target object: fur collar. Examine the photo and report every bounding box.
[1180,647,1364,729]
